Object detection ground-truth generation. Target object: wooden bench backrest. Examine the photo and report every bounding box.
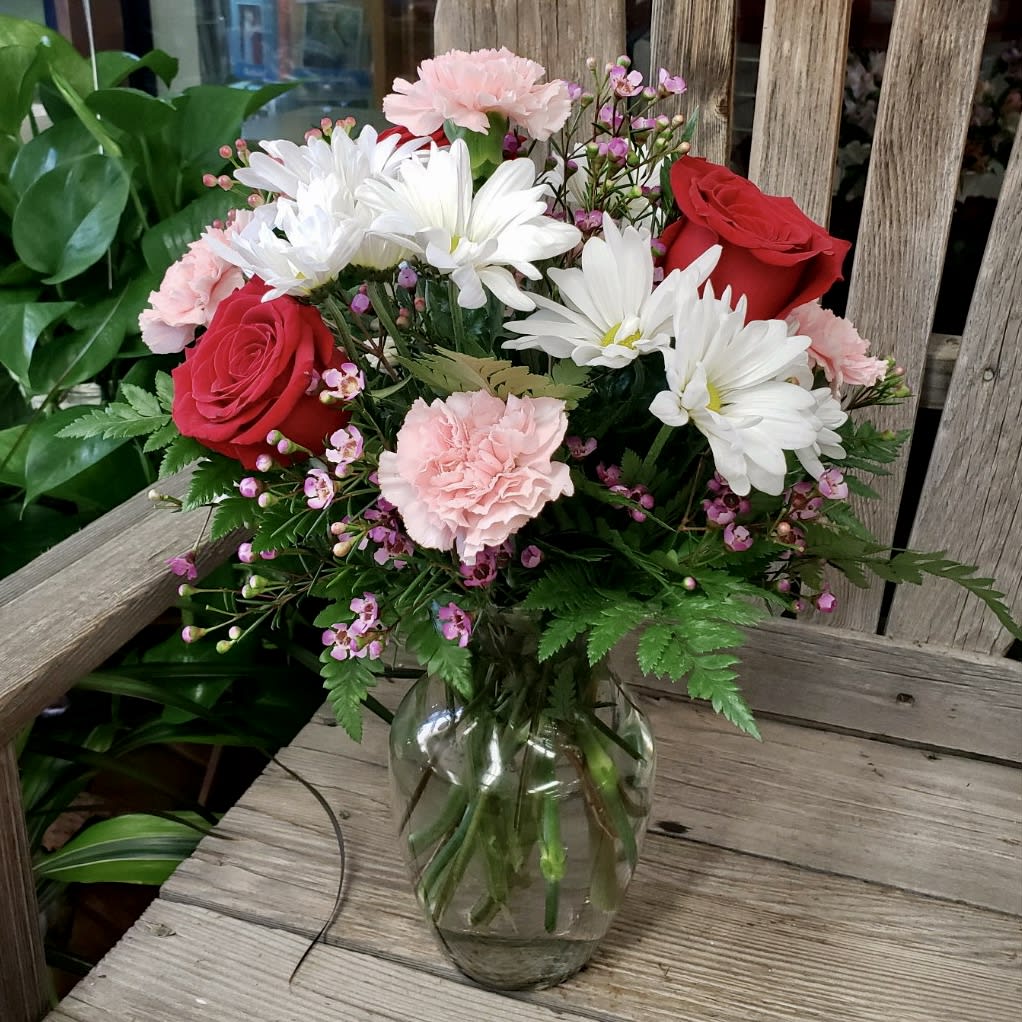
[435,0,1022,656]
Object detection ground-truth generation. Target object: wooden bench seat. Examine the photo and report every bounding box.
[42,690,1022,1021]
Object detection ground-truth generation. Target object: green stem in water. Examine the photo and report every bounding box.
[579,724,638,869]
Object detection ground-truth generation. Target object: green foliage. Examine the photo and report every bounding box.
[400,347,590,407]
[403,610,472,698]
[34,813,212,884]
[0,17,283,578]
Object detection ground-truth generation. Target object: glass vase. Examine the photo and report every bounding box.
[388,612,656,990]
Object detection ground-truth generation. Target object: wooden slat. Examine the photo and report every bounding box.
[611,618,1022,763]
[0,472,238,745]
[649,0,736,166]
[831,0,990,632]
[156,716,1022,1021]
[164,701,1022,920]
[0,743,49,1022]
[433,0,626,86]
[46,901,602,1022]
[886,132,1022,654]
[748,0,852,224]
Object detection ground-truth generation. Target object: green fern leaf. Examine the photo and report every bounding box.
[160,436,208,477]
[142,421,180,453]
[538,617,588,662]
[586,601,648,665]
[154,371,174,412]
[184,455,245,510]
[120,383,162,418]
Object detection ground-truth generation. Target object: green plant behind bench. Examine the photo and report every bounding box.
[0,15,291,575]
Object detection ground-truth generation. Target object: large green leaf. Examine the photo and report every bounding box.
[29,274,156,394]
[0,44,36,135]
[0,300,74,389]
[86,87,176,135]
[8,119,101,197]
[96,49,178,89]
[174,84,254,174]
[0,16,92,97]
[23,406,131,505]
[34,812,212,884]
[141,189,238,276]
[12,155,130,284]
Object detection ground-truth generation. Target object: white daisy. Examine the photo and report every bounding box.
[796,387,848,478]
[357,139,581,311]
[503,221,720,369]
[649,287,819,495]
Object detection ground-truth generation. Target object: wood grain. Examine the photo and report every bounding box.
[45,900,603,1022]
[611,618,1022,763]
[164,701,1022,921]
[650,0,736,165]
[748,0,852,224]
[0,472,239,745]
[831,0,990,632]
[885,132,1022,654]
[0,743,50,1022]
[154,716,1021,1021]
[434,0,626,85]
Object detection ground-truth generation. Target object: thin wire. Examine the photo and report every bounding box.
[81,0,99,91]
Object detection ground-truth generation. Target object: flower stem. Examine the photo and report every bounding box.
[642,423,673,475]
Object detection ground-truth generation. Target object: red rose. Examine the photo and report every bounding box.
[661,157,851,322]
[378,124,449,147]
[172,278,348,469]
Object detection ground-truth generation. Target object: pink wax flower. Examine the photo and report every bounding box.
[166,551,198,581]
[377,390,573,561]
[789,302,888,392]
[139,217,249,354]
[818,468,849,500]
[723,522,754,552]
[437,602,473,647]
[304,467,337,510]
[521,545,543,568]
[383,47,571,141]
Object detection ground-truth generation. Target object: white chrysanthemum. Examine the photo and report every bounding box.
[235,125,423,199]
[503,222,720,369]
[358,139,581,311]
[649,287,819,495]
[210,126,418,296]
[796,387,848,477]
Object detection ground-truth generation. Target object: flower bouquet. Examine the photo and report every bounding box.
[66,47,1019,990]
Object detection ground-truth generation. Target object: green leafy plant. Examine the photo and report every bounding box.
[0,15,290,575]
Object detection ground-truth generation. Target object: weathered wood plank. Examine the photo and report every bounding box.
[831,0,990,632]
[611,618,1022,763]
[164,701,1022,923]
[433,0,626,86]
[886,131,1022,654]
[0,743,49,1022]
[649,0,736,165]
[157,718,1021,1021]
[748,0,852,224]
[45,900,604,1022]
[0,473,239,745]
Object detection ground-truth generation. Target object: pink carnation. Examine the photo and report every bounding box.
[790,302,888,392]
[139,218,249,354]
[383,47,572,142]
[377,390,573,560]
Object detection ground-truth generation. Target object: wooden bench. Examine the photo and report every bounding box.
[2,0,1020,1019]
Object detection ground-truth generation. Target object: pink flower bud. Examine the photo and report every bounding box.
[239,477,262,498]
[521,545,543,568]
[219,145,233,159]
[237,542,255,563]
[255,453,274,472]
[182,626,206,644]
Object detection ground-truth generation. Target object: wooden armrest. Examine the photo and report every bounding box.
[0,470,237,746]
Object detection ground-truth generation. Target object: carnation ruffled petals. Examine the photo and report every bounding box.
[377,391,573,560]
[383,47,571,141]
[789,301,888,391]
[140,221,246,353]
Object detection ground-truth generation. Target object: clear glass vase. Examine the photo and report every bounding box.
[388,612,656,990]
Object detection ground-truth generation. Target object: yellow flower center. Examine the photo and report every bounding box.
[706,381,723,413]
[599,322,643,349]
[449,234,461,253]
